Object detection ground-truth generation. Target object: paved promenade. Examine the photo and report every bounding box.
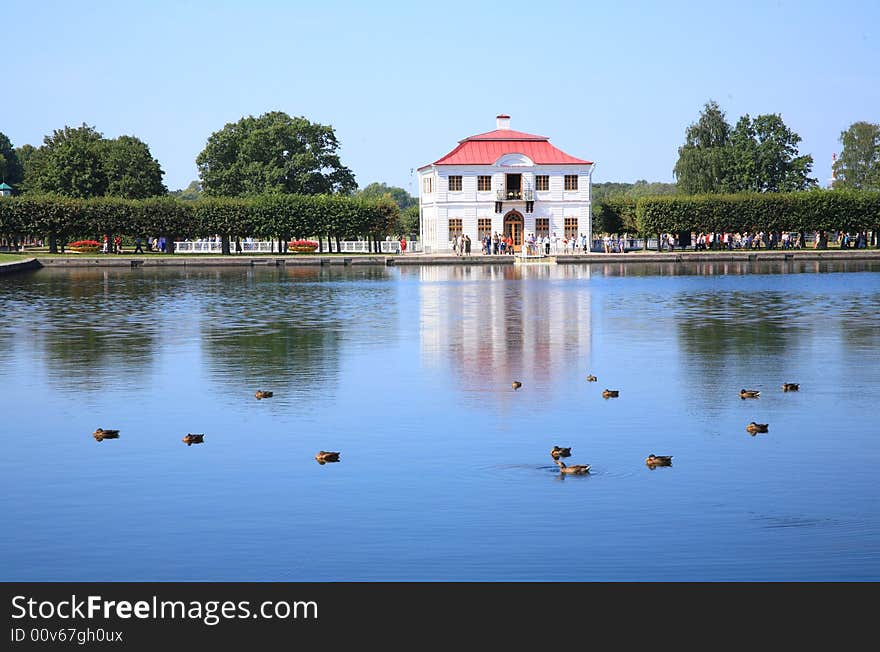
[2,249,879,273]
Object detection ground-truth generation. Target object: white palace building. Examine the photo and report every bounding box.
[418,115,594,253]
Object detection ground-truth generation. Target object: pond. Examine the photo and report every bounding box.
[1,260,878,580]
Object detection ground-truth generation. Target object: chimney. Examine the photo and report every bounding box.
[496,114,510,130]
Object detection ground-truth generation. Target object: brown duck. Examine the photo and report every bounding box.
[782,383,799,392]
[602,389,619,398]
[740,389,761,399]
[255,390,274,399]
[746,422,769,434]
[645,454,673,467]
[586,375,597,382]
[315,451,340,464]
[555,459,591,475]
[93,428,120,442]
[182,433,205,446]
[512,381,522,390]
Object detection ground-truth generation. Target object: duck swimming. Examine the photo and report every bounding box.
[645,454,673,467]
[740,389,760,399]
[512,381,522,390]
[182,433,205,446]
[602,389,619,398]
[555,459,590,475]
[315,451,340,464]
[782,383,799,392]
[746,422,769,434]
[93,428,120,442]
[586,375,597,382]
[550,446,572,460]
[255,390,273,399]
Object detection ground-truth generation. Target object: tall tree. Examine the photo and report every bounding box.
[0,132,24,187]
[196,111,357,197]
[357,182,417,209]
[673,100,732,194]
[24,124,108,198]
[728,114,815,192]
[102,135,167,198]
[832,121,880,190]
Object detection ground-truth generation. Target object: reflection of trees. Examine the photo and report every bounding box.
[675,292,805,398]
[202,266,396,399]
[9,269,162,388]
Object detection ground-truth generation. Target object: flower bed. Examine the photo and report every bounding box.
[288,239,319,253]
[68,239,102,253]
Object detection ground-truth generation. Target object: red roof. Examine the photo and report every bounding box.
[423,128,592,168]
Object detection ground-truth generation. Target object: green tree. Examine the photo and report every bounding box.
[102,135,167,198]
[196,111,357,196]
[729,114,816,192]
[832,121,880,190]
[170,180,203,201]
[15,144,39,180]
[24,124,108,198]
[399,204,419,235]
[0,132,24,187]
[357,182,417,209]
[673,100,732,194]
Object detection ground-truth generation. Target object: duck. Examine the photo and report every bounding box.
[602,389,619,398]
[740,389,761,399]
[745,422,769,434]
[550,446,572,460]
[512,381,522,390]
[782,383,800,392]
[182,433,205,446]
[586,375,597,382]
[555,459,590,475]
[645,454,673,467]
[315,451,340,464]
[255,390,274,399]
[93,428,120,441]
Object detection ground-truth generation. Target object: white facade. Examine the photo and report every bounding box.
[418,116,594,253]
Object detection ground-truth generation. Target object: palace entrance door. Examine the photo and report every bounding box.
[503,211,524,253]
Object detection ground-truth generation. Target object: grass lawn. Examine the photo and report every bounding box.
[0,253,32,263]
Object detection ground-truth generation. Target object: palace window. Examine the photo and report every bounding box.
[564,217,578,240]
[535,175,549,191]
[423,176,433,193]
[477,176,492,192]
[448,176,462,191]
[478,218,492,239]
[448,218,463,240]
[535,218,549,238]
[564,175,578,191]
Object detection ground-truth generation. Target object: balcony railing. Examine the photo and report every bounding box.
[495,189,534,201]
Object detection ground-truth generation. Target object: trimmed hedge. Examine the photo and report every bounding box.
[0,194,399,253]
[635,190,880,235]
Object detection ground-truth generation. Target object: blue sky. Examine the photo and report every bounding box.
[4,0,878,193]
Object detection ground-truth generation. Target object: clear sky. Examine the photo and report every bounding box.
[5,0,878,193]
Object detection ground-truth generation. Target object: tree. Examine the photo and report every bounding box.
[357,182,417,209]
[102,135,166,198]
[673,100,732,194]
[833,121,880,190]
[196,111,357,196]
[20,125,166,199]
[24,124,108,198]
[728,114,816,192]
[170,180,203,201]
[0,132,24,187]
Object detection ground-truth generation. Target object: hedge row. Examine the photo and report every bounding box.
[634,190,880,236]
[0,194,400,253]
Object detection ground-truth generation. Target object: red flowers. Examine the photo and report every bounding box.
[288,240,319,253]
[68,240,102,252]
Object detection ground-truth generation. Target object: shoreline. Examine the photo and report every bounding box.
[1,249,879,273]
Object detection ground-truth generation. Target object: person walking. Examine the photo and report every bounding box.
[134,236,144,254]
[464,234,471,255]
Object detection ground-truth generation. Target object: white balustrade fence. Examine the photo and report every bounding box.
[174,239,422,254]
